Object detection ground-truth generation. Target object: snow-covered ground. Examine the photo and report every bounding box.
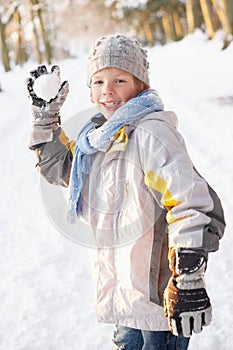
[0,30,232,349]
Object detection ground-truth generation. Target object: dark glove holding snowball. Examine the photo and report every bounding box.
[26,65,69,149]
[164,248,212,338]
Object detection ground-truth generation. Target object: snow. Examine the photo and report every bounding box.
[0,30,232,349]
[33,73,61,102]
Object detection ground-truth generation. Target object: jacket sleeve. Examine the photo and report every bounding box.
[33,127,75,187]
[136,119,225,252]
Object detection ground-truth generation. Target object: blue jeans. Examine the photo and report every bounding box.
[112,325,190,350]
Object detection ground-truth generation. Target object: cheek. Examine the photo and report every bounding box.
[90,89,95,103]
[126,88,138,100]
[90,87,101,104]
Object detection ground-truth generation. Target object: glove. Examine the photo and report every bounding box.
[26,65,69,149]
[164,248,212,338]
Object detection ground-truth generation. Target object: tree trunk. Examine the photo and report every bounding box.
[30,0,53,64]
[199,0,216,39]
[14,10,28,65]
[172,9,184,39]
[0,19,11,72]
[155,20,166,45]
[36,2,53,64]
[211,0,233,48]
[162,14,172,40]
[143,21,155,46]
[30,3,42,64]
[186,0,202,33]
[162,12,177,41]
[222,0,233,33]
[221,0,233,48]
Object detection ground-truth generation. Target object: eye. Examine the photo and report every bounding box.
[93,80,103,85]
[115,79,126,83]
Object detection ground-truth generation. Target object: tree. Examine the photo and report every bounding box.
[0,2,19,72]
[29,1,43,63]
[14,9,28,65]
[211,0,233,48]
[116,0,186,45]
[0,15,11,71]
[29,0,53,64]
[186,0,202,33]
[199,0,217,39]
[160,0,185,42]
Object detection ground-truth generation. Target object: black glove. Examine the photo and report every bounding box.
[26,65,69,149]
[164,248,212,338]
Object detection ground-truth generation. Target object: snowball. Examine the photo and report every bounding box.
[33,73,60,101]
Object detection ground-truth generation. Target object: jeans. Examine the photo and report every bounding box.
[112,325,190,350]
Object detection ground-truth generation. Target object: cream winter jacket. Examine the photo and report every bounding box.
[33,110,225,331]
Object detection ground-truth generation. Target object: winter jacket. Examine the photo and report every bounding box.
[33,110,225,331]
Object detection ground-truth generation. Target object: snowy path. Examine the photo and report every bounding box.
[0,32,232,349]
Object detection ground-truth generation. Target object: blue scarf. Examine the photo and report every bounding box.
[68,89,164,222]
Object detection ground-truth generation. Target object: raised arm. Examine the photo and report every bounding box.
[27,65,74,186]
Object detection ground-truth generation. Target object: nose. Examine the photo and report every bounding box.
[102,82,114,95]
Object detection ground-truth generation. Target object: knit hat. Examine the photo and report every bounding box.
[87,34,150,87]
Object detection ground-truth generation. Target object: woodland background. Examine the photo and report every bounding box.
[0,0,233,74]
[0,1,233,349]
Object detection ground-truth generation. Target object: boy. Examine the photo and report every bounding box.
[27,34,225,349]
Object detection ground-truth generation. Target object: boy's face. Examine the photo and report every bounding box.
[90,67,139,119]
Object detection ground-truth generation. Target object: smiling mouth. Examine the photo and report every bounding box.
[102,101,121,108]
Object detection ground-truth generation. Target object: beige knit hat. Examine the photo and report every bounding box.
[87,34,150,87]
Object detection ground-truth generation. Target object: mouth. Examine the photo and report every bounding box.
[101,101,121,108]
